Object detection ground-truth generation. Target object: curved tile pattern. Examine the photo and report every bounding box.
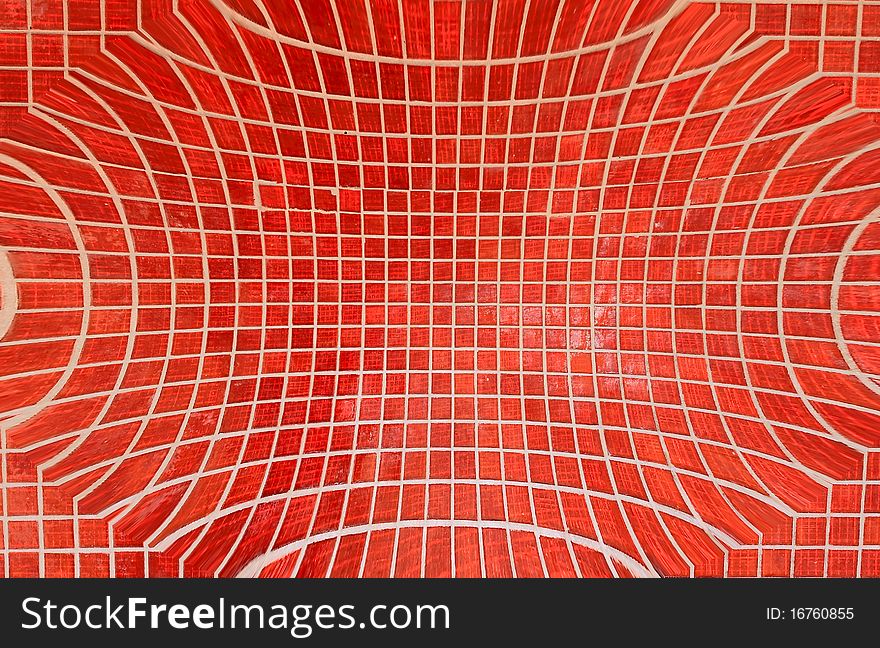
[1,0,879,577]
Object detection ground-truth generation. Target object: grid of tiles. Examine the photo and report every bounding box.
[1,0,879,577]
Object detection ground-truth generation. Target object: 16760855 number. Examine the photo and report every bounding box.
[766,607,854,621]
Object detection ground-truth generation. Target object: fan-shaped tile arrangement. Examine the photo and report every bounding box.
[1,0,879,577]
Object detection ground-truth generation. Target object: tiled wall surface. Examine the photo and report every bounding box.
[1,0,879,577]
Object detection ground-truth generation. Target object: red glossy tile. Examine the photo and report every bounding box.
[0,0,879,578]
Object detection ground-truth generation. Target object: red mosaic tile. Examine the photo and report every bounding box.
[0,0,880,578]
